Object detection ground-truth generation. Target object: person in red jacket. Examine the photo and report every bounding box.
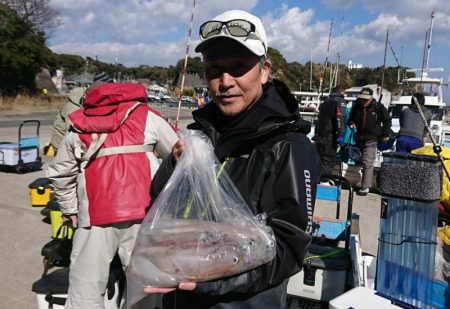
[47,82,178,308]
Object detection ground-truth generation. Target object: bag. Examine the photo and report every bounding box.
[41,221,73,277]
[126,129,276,307]
[338,131,362,164]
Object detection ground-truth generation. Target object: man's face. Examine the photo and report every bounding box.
[202,40,270,116]
[360,98,371,107]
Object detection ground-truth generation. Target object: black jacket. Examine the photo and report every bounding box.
[315,91,347,146]
[151,79,321,309]
[347,98,392,142]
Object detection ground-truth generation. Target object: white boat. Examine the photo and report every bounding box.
[292,91,330,140]
[389,68,447,145]
[291,90,329,110]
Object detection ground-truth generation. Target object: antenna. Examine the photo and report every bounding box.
[420,10,436,80]
[175,0,196,129]
[425,11,436,71]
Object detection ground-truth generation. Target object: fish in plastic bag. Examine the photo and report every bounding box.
[126,129,276,306]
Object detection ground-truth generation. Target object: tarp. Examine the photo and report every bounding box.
[412,145,450,212]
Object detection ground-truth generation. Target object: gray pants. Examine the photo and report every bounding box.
[360,141,377,189]
[65,222,141,309]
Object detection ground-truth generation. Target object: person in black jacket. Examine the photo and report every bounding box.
[143,9,321,309]
[348,87,391,195]
[315,85,347,182]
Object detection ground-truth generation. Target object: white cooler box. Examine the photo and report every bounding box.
[329,287,404,308]
[0,142,38,165]
[287,244,350,302]
[32,268,122,309]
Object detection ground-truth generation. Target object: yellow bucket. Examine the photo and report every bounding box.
[50,210,74,239]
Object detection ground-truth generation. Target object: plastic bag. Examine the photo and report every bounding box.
[338,130,362,165]
[126,129,276,306]
[338,143,362,164]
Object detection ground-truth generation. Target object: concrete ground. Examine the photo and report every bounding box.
[0,107,381,308]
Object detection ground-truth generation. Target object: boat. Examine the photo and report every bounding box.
[291,90,329,110]
[389,9,448,147]
[292,90,330,140]
[389,68,448,145]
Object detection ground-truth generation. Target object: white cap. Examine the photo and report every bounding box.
[195,10,268,56]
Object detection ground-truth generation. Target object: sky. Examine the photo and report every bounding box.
[47,0,450,100]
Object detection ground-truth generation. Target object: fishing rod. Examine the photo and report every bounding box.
[175,0,196,129]
[387,32,450,182]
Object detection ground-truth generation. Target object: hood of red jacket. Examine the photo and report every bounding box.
[68,83,147,133]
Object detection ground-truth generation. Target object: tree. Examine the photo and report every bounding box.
[175,56,204,76]
[0,3,46,95]
[1,0,61,35]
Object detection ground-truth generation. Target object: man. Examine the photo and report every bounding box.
[49,86,87,152]
[144,9,321,309]
[49,71,113,152]
[47,82,178,308]
[315,85,347,182]
[396,92,432,153]
[348,87,391,196]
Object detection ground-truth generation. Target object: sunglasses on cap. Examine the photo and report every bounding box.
[199,19,256,39]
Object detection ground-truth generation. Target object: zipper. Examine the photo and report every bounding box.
[362,107,367,130]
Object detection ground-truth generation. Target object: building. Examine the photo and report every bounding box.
[348,60,363,70]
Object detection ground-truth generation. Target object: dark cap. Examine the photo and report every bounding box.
[93,71,113,83]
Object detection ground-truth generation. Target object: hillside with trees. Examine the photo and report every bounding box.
[0,0,409,98]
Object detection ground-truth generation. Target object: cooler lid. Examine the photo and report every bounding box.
[31,268,68,294]
[29,177,51,189]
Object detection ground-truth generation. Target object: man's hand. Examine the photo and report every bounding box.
[382,136,390,142]
[172,139,185,161]
[143,282,196,294]
[337,135,345,147]
[63,214,78,229]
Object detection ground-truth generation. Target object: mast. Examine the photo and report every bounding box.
[330,52,340,88]
[319,18,333,96]
[379,29,389,103]
[424,11,436,71]
[309,49,313,91]
[175,0,196,129]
